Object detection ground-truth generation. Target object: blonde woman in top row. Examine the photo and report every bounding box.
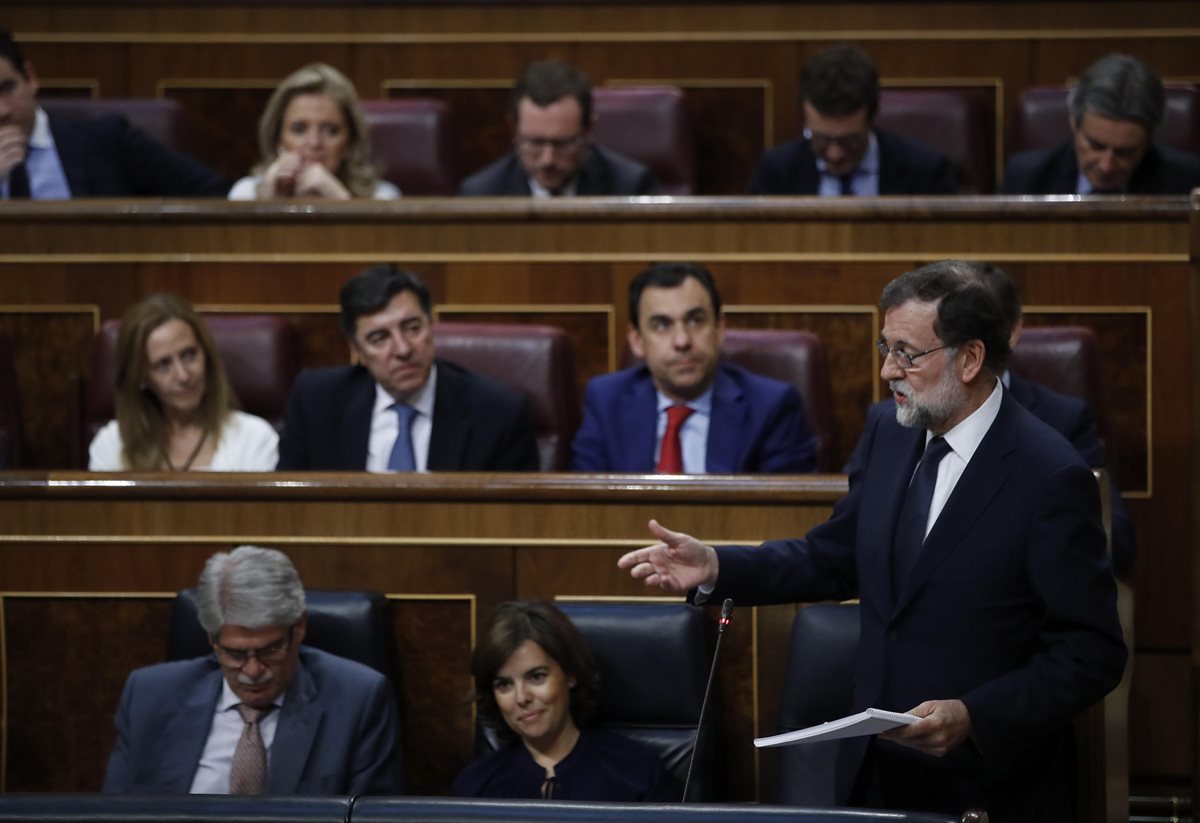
[88,294,278,471]
[228,62,400,201]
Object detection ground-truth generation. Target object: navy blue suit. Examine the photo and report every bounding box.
[276,360,538,472]
[1007,373,1135,575]
[48,113,229,197]
[709,388,1126,820]
[1001,139,1200,195]
[749,128,959,195]
[569,362,817,473]
[103,647,402,794]
[459,144,657,196]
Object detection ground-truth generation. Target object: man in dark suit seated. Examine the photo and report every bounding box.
[103,545,402,794]
[277,264,538,472]
[1002,53,1200,195]
[619,260,1126,821]
[571,262,817,473]
[0,31,228,199]
[458,59,657,197]
[749,44,958,196]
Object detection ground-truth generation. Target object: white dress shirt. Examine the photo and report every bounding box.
[365,364,437,472]
[189,678,285,794]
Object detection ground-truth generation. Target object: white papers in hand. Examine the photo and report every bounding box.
[753,708,918,747]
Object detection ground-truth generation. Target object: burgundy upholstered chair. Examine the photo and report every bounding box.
[39,97,207,159]
[0,330,25,469]
[592,86,696,195]
[74,315,300,468]
[432,322,580,471]
[1009,84,1200,157]
[361,99,457,195]
[873,86,997,193]
[1009,324,1113,459]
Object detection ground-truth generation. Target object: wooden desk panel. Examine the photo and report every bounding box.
[0,474,841,797]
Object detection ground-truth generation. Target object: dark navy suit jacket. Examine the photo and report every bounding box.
[48,113,229,197]
[1001,138,1200,194]
[458,144,657,196]
[569,362,817,473]
[710,388,1126,820]
[102,647,402,794]
[276,360,538,471]
[749,128,959,195]
[1007,373,1135,575]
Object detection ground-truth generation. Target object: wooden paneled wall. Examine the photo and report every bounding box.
[7,1,1200,192]
[0,195,1195,788]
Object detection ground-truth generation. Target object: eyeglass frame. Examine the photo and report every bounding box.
[513,134,588,156]
[875,338,950,370]
[803,127,870,155]
[212,625,295,670]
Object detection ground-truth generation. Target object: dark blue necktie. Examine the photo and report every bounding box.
[839,173,855,196]
[891,436,953,592]
[387,403,417,472]
[7,160,30,199]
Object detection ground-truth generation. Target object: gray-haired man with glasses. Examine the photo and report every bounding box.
[103,545,401,795]
[459,59,657,197]
[619,260,1125,820]
[750,44,958,196]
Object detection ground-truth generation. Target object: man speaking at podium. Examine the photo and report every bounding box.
[619,260,1126,821]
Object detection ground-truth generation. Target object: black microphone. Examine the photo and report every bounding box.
[682,597,733,802]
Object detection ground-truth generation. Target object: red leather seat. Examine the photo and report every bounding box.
[1009,325,1113,456]
[592,86,696,195]
[432,322,580,471]
[0,330,24,469]
[873,86,997,194]
[1009,84,1200,157]
[74,314,300,467]
[721,329,838,472]
[39,97,209,159]
[361,99,457,195]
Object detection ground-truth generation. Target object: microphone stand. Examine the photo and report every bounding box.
[682,597,733,802]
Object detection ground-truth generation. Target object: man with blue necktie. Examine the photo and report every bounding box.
[277,264,538,472]
[0,31,227,199]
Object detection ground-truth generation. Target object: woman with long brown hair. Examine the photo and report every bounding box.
[88,294,278,471]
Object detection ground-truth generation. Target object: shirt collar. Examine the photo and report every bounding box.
[528,175,579,198]
[654,383,714,416]
[932,377,1003,465]
[372,362,437,419]
[29,107,55,150]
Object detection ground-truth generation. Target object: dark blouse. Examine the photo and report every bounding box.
[452,729,679,802]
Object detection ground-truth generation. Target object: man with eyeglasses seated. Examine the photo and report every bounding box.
[749,44,958,196]
[458,59,657,197]
[103,545,402,794]
[276,264,538,472]
[1002,53,1200,195]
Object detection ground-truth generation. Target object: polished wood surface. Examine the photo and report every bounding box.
[0,194,1196,786]
[0,473,841,796]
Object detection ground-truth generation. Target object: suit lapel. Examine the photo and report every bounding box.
[157,667,223,792]
[894,393,1019,613]
[574,147,611,195]
[865,420,926,612]
[705,367,744,473]
[618,371,658,473]
[793,143,822,194]
[337,368,375,470]
[427,361,469,470]
[48,116,90,197]
[267,656,320,794]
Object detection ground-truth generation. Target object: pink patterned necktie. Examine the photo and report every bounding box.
[229,703,273,795]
